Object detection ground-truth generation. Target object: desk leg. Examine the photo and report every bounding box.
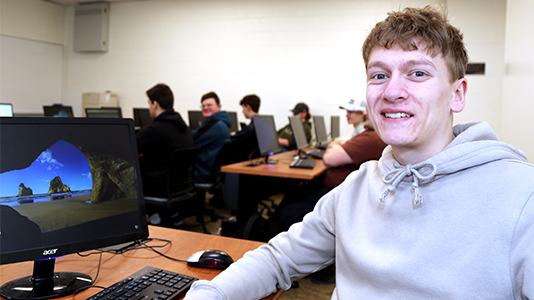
[221,174,293,236]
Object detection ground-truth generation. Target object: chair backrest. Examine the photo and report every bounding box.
[167,147,201,199]
[205,142,232,189]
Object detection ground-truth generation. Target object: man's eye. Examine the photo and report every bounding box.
[373,74,386,80]
[414,71,425,77]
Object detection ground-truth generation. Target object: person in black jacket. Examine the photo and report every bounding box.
[136,83,193,197]
[226,94,261,163]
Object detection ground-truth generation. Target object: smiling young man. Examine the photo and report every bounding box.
[193,92,231,183]
[184,6,534,300]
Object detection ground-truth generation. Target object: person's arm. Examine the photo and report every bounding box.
[278,138,290,147]
[322,143,353,168]
[184,180,344,300]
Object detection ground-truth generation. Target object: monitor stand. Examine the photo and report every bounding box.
[0,259,92,300]
[259,156,278,164]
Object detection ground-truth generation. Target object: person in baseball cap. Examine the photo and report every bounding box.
[340,99,367,137]
[277,102,312,151]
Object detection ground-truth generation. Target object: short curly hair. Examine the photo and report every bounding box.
[362,6,469,82]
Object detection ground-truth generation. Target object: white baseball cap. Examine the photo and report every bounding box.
[339,99,366,112]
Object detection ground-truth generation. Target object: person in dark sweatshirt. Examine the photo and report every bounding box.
[226,94,261,163]
[193,91,231,183]
[136,83,193,197]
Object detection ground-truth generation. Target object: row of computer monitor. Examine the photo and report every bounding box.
[0,104,152,129]
[1,104,340,145]
[253,114,340,162]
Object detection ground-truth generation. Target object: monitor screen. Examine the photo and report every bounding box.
[228,111,238,133]
[313,116,328,145]
[253,115,281,157]
[0,117,148,299]
[331,116,340,139]
[133,108,152,129]
[85,107,122,118]
[43,105,74,118]
[288,115,309,150]
[188,110,205,130]
[0,103,13,117]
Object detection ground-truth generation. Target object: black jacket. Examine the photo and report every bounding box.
[136,109,193,197]
[227,120,260,164]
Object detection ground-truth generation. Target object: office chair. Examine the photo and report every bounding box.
[144,147,209,233]
[194,142,233,221]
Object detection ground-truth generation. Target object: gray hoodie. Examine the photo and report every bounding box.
[185,121,534,300]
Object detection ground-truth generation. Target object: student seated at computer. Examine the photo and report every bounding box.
[340,99,367,137]
[136,83,193,198]
[225,94,261,164]
[193,92,231,183]
[277,102,312,151]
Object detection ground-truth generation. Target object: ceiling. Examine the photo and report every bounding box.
[45,0,143,6]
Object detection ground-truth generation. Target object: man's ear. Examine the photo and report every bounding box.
[451,78,467,113]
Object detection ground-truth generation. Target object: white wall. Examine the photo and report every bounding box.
[62,0,443,138]
[0,0,65,45]
[501,0,534,161]
[447,0,506,134]
[5,0,531,159]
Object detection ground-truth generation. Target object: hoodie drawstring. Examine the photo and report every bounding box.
[379,162,438,206]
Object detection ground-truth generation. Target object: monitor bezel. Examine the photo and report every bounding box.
[228,111,238,133]
[252,115,281,157]
[288,115,309,150]
[133,108,152,129]
[0,103,14,117]
[188,110,205,130]
[312,115,328,145]
[85,107,123,118]
[0,117,149,266]
[331,115,340,139]
[43,105,75,118]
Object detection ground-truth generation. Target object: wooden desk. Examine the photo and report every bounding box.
[0,226,282,300]
[221,150,326,180]
[220,150,326,230]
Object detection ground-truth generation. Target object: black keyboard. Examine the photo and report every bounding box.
[86,266,198,300]
[290,158,316,169]
[306,148,325,159]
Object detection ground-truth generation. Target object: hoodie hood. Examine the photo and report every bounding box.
[207,110,232,128]
[155,109,189,132]
[378,121,527,206]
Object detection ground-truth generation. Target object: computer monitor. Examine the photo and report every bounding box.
[313,116,328,146]
[288,116,309,157]
[188,110,205,130]
[331,116,340,139]
[43,105,74,118]
[85,107,122,118]
[0,103,13,117]
[0,117,149,300]
[253,115,280,164]
[133,108,152,129]
[228,111,238,133]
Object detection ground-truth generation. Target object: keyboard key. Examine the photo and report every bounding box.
[85,266,198,300]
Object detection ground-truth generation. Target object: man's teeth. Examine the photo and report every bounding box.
[384,113,412,119]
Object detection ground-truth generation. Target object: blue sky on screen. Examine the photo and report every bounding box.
[0,140,92,197]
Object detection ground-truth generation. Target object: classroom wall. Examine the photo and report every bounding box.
[4,0,532,161]
[61,0,447,139]
[501,0,534,161]
[0,0,65,45]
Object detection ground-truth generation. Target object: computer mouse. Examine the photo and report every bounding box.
[186,249,234,270]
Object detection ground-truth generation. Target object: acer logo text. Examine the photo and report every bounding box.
[43,249,58,256]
